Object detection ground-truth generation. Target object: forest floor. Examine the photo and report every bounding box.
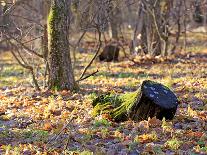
[0,33,207,154]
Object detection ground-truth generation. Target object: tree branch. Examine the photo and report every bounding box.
[78,26,102,82]
[76,69,99,82]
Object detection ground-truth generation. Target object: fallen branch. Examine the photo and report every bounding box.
[46,116,76,149]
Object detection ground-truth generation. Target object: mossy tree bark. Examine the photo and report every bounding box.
[48,0,78,90]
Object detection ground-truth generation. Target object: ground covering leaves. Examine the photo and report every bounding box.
[0,34,207,154]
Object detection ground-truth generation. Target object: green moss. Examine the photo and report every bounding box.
[93,118,112,127]
[91,91,139,122]
[92,93,122,107]
[47,2,62,89]
[91,102,113,117]
[47,3,60,40]
[92,93,122,117]
[111,91,138,122]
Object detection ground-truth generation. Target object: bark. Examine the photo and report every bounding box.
[109,3,121,40]
[0,3,3,24]
[109,7,119,39]
[41,0,51,24]
[47,0,78,90]
[130,2,146,54]
[131,0,171,56]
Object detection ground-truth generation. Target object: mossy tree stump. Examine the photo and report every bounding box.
[128,80,178,121]
[92,80,178,122]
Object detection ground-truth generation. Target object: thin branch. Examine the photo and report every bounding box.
[46,116,76,147]
[78,26,102,81]
[10,14,43,28]
[22,35,43,44]
[76,69,99,82]
[5,32,44,58]
[2,0,29,16]
[7,40,41,91]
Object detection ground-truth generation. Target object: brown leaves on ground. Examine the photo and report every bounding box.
[0,48,207,154]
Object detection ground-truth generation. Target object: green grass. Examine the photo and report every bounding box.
[165,138,182,150]
[0,64,29,87]
[93,118,112,127]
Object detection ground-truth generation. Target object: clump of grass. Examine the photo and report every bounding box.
[19,129,49,142]
[165,138,182,150]
[93,118,111,127]
[111,91,138,122]
[91,91,138,122]
[100,128,109,138]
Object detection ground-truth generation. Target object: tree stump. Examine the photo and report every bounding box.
[99,45,119,62]
[128,80,178,121]
[92,80,178,122]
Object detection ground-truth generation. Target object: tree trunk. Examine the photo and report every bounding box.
[41,0,51,24]
[131,0,171,56]
[0,3,3,25]
[128,80,178,121]
[193,0,203,23]
[2,3,10,28]
[47,0,78,91]
[145,0,162,56]
[130,2,147,54]
[109,19,118,40]
[109,4,121,40]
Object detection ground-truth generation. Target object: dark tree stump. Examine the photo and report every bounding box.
[99,45,119,62]
[129,80,178,121]
[92,80,178,122]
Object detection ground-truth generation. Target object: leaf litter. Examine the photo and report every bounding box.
[0,49,207,154]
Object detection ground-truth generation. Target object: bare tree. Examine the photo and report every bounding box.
[131,0,172,57]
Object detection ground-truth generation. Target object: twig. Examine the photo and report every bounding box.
[78,26,102,81]
[5,32,44,58]
[46,116,75,147]
[64,133,78,151]
[11,14,43,28]
[8,40,41,91]
[22,35,43,44]
[72,30,87,68]
[76,69,99,82]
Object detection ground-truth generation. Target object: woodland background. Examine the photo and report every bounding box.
[0,0,207,154]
